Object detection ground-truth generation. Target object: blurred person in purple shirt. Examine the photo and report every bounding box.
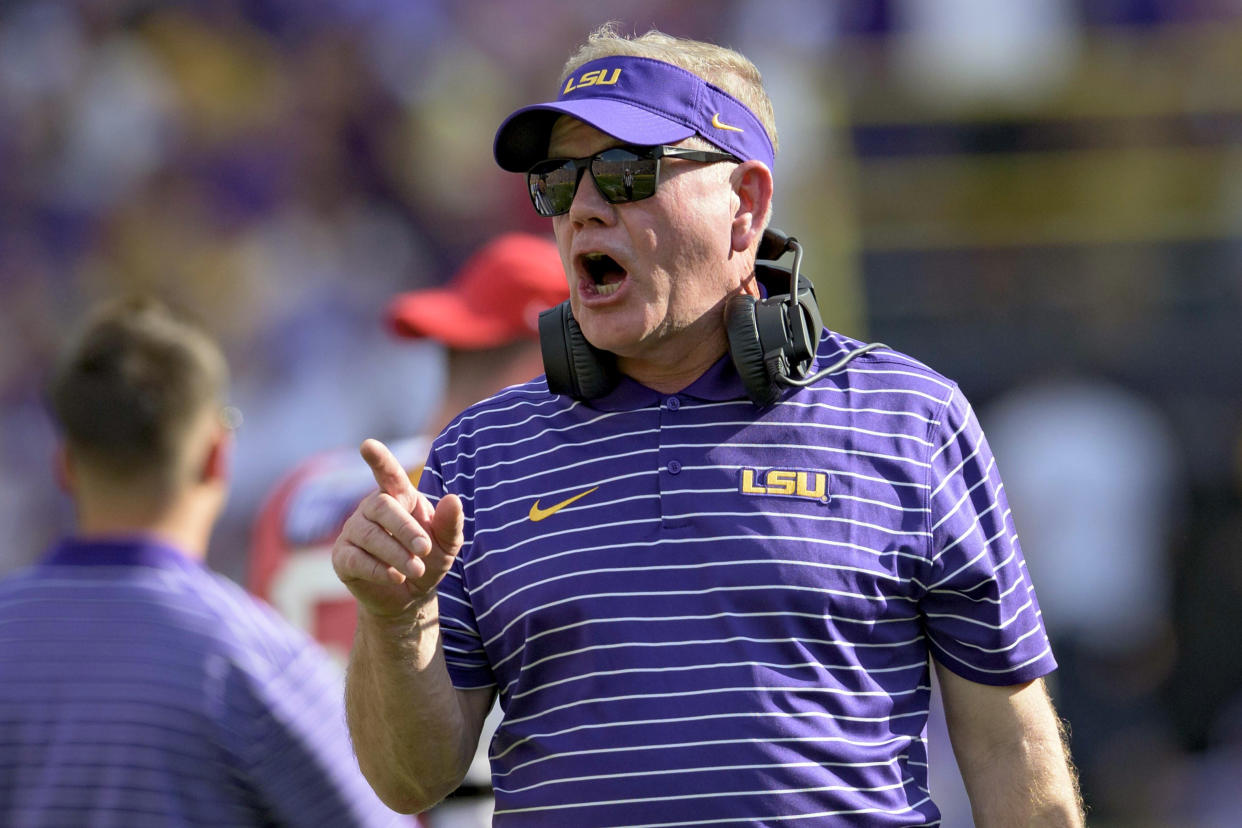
[0,297,415,828]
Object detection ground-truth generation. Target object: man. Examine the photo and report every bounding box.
[332,26,1085,826]
[248,233,565,827]
[0,297,413,827]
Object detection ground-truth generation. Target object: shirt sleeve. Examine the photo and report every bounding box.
[418,447,496,692]
[918,384,1058,686]
[223,632,417,827]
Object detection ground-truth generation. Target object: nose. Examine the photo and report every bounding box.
[566,167,614,226]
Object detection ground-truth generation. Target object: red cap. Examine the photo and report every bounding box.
[387,233,568,348]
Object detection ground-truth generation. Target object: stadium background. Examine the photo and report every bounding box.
[1,1,1240,825]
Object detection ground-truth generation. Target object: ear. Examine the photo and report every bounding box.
[729,160,774,255]
[54,444,75,494]
[201,425,232,485]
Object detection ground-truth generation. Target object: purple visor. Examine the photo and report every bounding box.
[494,55,775,173]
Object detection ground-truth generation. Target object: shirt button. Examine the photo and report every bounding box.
[665,396,681,411]
[667,460,682,475]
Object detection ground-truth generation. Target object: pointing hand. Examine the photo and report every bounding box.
[331,439,464,617]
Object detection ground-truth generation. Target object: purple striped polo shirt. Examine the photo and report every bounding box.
[421,329,1056,827]
[0,537,412,828]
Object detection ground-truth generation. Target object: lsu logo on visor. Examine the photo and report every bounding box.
[564,67,622,94]
[740,468,830,504]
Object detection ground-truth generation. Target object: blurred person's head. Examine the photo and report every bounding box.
[387,231,567,429]
[492,25,778,391]
[48,296,233,555]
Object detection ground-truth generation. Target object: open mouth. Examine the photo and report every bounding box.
[581,252,627,297]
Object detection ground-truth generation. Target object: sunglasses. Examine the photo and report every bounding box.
[526,144,739,217]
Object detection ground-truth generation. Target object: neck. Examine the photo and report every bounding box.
[618,327,730,394]
[75,493,218,561]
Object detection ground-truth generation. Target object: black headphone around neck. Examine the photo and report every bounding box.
[538,229,881,407]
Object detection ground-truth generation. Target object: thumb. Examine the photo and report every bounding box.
[407,492,466,596]
[360,438,418,508]
[430,493,465,556]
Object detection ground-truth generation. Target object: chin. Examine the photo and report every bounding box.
[576,316,646,358]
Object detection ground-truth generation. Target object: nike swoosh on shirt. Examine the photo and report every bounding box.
[711,113,743,132]
[528,486,599,522]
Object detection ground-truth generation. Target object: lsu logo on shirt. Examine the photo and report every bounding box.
[739,468,830,504]
[564,67,622,94]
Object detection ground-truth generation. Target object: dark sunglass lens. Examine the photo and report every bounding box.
[528,160,579,216]
[591,149,657,204]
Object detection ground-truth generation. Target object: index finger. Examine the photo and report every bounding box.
[360,438,418,503]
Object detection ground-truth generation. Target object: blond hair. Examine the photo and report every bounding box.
[561,23,779,157]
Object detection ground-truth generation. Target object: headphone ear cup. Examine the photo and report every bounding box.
[725,294,780,408]
[538,302,618,400]
[563,310,618,399]
[790,275,823,378]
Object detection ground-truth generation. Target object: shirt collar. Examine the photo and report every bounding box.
[584,353,760,412]
[43,535,199,572]
[571,321,827,413]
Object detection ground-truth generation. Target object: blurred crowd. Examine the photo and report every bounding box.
[3,1,1242,826]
